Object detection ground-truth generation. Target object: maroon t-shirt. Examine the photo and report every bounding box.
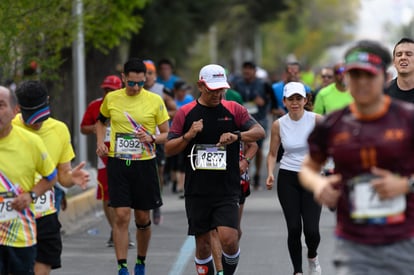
[308,95,414,244]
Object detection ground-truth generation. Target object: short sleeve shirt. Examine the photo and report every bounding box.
[308,96,414,244]
[13,115,75,217]
[0,126,56,247]
[100,88,169,160]
[168,99,257,198]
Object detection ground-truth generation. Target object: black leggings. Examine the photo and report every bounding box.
[277,169,322,274]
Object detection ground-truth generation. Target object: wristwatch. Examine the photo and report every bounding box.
[408,177,414,193]
[233,130,241,142]
[29,191,37,202]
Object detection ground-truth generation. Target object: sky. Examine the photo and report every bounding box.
[356,0,414,40]
[325,0,413,64]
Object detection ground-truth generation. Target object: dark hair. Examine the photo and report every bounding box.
[304,93,313,111]
[173,80,190,91]
[123,58,146,75]
[15,80,48,107]
[285,62,301,71]
[345,40,391,74]
[157,58,174,69]
[242,61,256,69]
[393,37,414,56]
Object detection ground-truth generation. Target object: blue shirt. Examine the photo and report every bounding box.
[272,81,312,112]
[157,75,180,90]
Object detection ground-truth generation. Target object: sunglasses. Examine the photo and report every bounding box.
[321,74,333,79]
[127,80,145,87]
[334,67,345,75]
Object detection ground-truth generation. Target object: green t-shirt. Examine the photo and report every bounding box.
[313,83,353,115]
[225,89,243,104]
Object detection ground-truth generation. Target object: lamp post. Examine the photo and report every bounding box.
[72,0,87,163]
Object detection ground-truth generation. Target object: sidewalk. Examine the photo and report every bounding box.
[58,168,102,235]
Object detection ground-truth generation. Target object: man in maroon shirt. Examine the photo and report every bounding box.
[300,40,414,274]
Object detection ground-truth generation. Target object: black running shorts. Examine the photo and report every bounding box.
[185,197,239,235]
[36,212,62,269]
[107,157,163,210]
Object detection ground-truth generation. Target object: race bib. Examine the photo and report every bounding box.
[114,133,144,159]
[0,192,18,222]
[34,190,54,213]
[243,101,258,115]
[104,126,111,142]
[190,144,227,170]
[97,156,106,169]
[348,174,406,224]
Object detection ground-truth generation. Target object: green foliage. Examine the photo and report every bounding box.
[180,0,359,82]
[260,0,360,71]
[131,0,227,68]
[0,0,148,82]
[82,0,148,52]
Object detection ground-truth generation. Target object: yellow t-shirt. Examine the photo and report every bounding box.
[0,126,56,247]
[100,88,169,160]
[13,115,75,217]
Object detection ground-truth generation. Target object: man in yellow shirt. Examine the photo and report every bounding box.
[0,85,57,274]
[96,58,169,275]
[14,80,90,275]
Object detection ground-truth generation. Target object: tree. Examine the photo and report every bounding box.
[259,0,360,72]
[0,0,148,84]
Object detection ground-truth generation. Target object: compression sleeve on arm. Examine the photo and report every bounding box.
[97,112,109,124]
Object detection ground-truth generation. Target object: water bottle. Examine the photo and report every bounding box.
[87,228,99,235]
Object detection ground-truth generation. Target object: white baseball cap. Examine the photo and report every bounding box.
[199,64,230,90]
[283,82,306,98]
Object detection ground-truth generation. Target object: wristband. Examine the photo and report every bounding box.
[233,130,241,142]
[29,191,37,202]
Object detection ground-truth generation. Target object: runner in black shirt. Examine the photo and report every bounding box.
[165,64,265,275]
[385,37,414,103]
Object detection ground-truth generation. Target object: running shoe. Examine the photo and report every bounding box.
[308,256,321,275]
[106,231,114,247]
[128,232,135,248]
[118,267,129,275]
[134,264,145,275]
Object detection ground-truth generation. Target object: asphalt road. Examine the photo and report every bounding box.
[54,185,337,275]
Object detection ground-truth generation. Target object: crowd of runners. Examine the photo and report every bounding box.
[0,37,414,275]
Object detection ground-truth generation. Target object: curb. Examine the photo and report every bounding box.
[59,188,101,235]
[58,168,102,235]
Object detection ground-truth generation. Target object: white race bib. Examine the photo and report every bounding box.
[114,133,143,159]
[0,192,18,222]
[97,156,106,169]
[34,190,54,213]
[104,126,111,142]
[191,144,227,170]
[243,101,258,115]
[348,174,406,224]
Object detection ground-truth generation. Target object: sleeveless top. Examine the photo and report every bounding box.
[279,110,316,172]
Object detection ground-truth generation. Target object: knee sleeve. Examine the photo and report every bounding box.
[136,220,151,230]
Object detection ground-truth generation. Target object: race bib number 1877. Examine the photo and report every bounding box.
[191,144,227,170]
